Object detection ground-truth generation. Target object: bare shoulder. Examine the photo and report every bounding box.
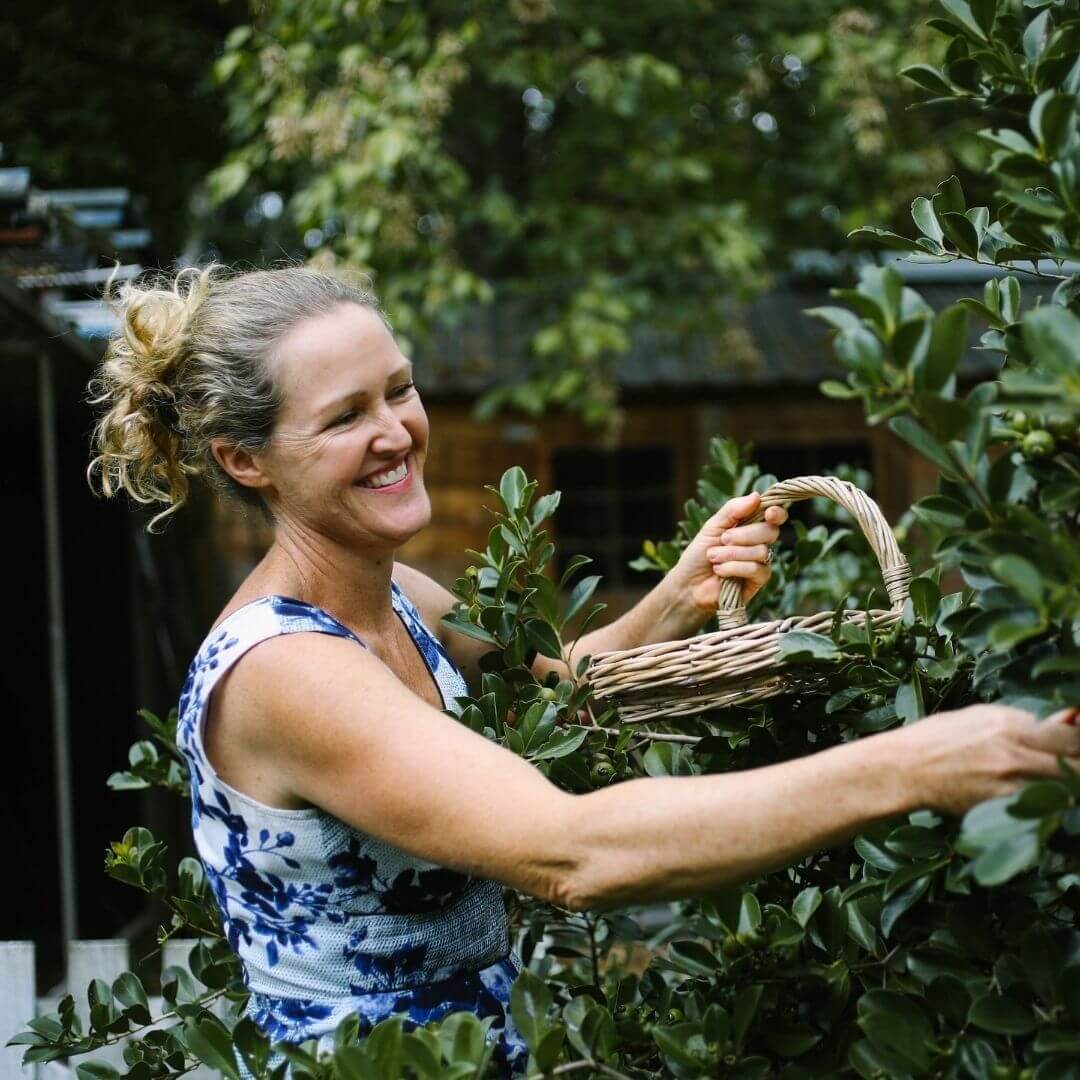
[210,631,397,757]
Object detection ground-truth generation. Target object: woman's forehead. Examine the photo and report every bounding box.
[274,304,402,404]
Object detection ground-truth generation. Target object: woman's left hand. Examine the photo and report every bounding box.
[669,491,788,615]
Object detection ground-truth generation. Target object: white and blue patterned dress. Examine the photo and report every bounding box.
[176,581,529,1075]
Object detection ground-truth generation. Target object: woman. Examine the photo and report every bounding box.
[89,264,1080,1075]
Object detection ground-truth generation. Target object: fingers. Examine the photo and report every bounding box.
[1017,710,1080,756]
[709,543,770,565]
[715,491,761,529]
[1008,748,1080,784]
[1049,706,1080,726]
[718,522,781,546]
[710,560,770,581]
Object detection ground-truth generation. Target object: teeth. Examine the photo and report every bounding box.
[359,460,408,489]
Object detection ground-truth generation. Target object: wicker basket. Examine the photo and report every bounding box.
[585,476,912,724]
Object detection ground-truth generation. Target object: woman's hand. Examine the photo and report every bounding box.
[669,491,789,615]
[903,704,1080,816]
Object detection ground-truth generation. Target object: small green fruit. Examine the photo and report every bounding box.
[1022,429,1056,459]
[1008,409,1031,433]
[1044,412,1078,439]
[666,1008,683,1023]
[881,656,909,677]
[590,760,616,784]
[722,935,745,957]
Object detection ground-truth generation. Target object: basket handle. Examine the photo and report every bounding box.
[714,476,911,630]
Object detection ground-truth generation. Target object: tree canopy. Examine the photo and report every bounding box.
[208,0,951,422]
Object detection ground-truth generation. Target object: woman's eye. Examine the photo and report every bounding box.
[392,381,416,398]
[332,411,357,427]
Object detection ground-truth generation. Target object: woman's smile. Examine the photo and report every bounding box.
[354,452,415,494]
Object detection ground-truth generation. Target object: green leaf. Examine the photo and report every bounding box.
[902,64,956,96]
[881,875,931,937]
[847,226,925,253]
[895,674,925,724]
[792,886,822,927]
[991,555,1044,607]
[667,940,721,977]
[76,1065,121,1080]
[532,727,588,761]
[1009,780,1070,818]
[778,631,839,661]
[935,175,967,216]
[509,969,553,1052]
[182,1017,241,1080]
[732,986,763,1052]
[941,0,988,40]
[1030,90,1078,156]
[857,990,933,1072]
[1023,8,1052,62]
[523,619,563,660]
[889,415,960,478]
[1022,305,1080,375]
[111,972,151,1025]
[806,306,864,332]
[911,195,945,243]
[819,379,859,399]
[498,467,527,514]
[940,211,981,257]
[738,892,762,933]
[909,577,940,623]
[972,831,1041,885]
[919,305,968,391]
[968,993,1036,1035]
[562,575,601,627]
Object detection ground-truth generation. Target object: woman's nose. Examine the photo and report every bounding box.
[370,405,413,453]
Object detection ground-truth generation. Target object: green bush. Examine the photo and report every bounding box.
[14,1,1079,1076]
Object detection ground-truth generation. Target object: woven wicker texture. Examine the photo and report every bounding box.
[586,476,911,723]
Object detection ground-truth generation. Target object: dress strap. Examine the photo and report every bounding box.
[177,596,367,764]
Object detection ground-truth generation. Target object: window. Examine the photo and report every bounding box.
[552,445,676,586]
[752,440,873,532]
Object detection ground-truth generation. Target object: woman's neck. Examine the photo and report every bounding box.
[246,530,401,637]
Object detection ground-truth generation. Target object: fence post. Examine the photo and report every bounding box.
[0,942,36,1079]
[67,940,130,1072]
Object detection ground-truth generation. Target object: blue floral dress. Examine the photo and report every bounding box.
[176,581,529,1075]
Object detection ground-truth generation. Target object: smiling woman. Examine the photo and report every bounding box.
[85,263,1080,1077]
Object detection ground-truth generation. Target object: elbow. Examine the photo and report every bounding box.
[540,800,612,914]
[545,869,594,913]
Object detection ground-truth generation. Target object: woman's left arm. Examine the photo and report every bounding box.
[398,491,787,687]
[564,492,787,668]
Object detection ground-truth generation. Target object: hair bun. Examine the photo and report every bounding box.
[87,264,219,528]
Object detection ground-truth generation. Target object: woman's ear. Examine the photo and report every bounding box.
[210,438,274,492]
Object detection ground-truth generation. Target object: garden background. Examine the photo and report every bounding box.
[2,0,1078,1076]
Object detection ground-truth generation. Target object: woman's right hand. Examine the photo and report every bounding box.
[906,703,1080,816]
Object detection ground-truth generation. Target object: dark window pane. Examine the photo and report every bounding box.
[553,444,676,585]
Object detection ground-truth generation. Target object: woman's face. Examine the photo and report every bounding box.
[259,302,431,551]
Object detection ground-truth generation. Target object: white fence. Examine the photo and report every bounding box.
[0,939,219,1080]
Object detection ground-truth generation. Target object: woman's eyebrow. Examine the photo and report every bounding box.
[316,363,414,415]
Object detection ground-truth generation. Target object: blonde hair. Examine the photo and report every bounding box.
[87,262,387,530]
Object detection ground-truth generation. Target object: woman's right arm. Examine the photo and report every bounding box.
[226,633,1080,913]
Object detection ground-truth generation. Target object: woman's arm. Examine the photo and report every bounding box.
[221,631,1080,912]
[397,491,787,686]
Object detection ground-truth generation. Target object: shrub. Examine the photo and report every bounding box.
[13,1,1079,1076]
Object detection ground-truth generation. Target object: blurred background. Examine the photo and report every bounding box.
[1,0,1025,988]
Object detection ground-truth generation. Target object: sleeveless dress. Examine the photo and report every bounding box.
[176,582,530,1075]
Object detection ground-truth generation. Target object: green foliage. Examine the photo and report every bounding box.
[208,0,949,426]
[13,4,1080,1076]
